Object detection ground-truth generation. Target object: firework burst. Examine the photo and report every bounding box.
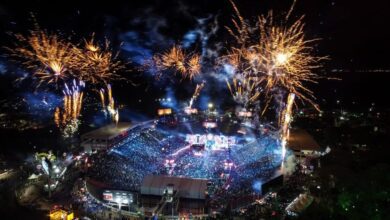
[223,1,326,112]
[187,54,202,80]
[151,45,202,80]
[222,1,328,170]
[9,29,126,88]
[78,36,125,85]
[9,29,80,87]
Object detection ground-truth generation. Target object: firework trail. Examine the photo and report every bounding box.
[114,109,119,126]
[99,84,119,124]
[189,81,205,108]
[99,88,106,109]
[54,80,85,137]
[280,93,295,167]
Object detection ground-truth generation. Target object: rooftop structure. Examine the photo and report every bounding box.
[81,122,132,152]
[141,175,208,200]
[287,129,321,157]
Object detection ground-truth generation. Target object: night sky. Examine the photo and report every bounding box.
[1,0,389,110]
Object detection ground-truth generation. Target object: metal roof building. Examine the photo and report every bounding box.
[141,175,208,200]
[81,122,132,152]
[287,129,321,152]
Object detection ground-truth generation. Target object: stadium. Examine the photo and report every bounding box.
[83,109,284,217]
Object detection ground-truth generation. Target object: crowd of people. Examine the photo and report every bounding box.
[86,122,283,200]
[87,126,189,191]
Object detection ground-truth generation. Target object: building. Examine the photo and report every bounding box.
[287,129,322,158]
[285,193,314,216]
[81,122,132,153]
[140,175,208,217]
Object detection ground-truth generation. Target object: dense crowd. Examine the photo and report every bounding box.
[88,133,161,190]
[86,123,282,197]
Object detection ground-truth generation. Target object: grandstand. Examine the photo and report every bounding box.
[81,122,132,152]
[85,115,284,217]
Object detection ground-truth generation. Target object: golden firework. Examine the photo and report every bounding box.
[78,36,125,85]
[224,1,326,112]
[187,54,201,80]
[9,29,125,88]
[9,29,79,87]
[226,76,260,106]
[152,45,202,80]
